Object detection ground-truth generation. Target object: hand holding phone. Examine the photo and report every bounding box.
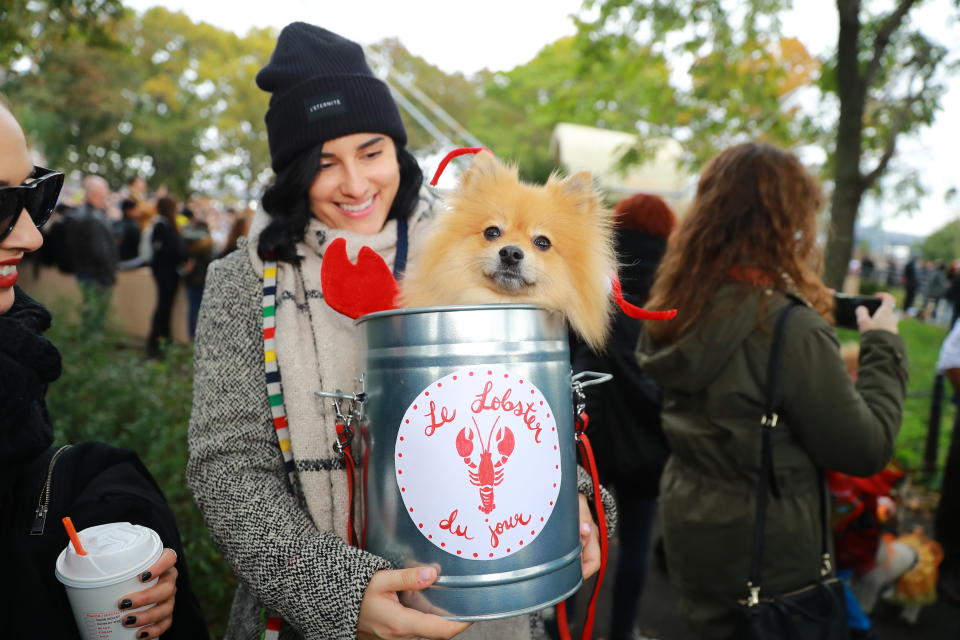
[834,294,881,330]
[833,292,898,334]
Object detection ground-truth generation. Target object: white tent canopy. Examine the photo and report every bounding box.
[550,122,693,213]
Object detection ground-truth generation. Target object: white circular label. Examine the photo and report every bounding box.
[395,365,562,560]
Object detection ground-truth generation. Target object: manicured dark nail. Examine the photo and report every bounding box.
[138,633,149,639]
[139,571,152,582]
[119,599,133,610]
[124,615,137,626]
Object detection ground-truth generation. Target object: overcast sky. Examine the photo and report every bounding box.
[124,0,960,236]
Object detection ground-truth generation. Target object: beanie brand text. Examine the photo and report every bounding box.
[304,93,347,122]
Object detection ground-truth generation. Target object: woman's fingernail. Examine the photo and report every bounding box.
[580,522,591,535]
[123,615,137,626]
[417,566,436,583]
[140,571,152,582]
[119,599,133,610]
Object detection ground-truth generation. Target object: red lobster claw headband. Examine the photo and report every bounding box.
[320,146,678,322]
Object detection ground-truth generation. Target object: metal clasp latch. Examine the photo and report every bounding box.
[821,553,833,577]
[761,412,779,428]
[571,371,613,437]
[316,376,367,457]
[745,582,760,607]
[330,394,353,456]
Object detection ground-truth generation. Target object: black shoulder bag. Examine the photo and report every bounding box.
[735,303,850,640]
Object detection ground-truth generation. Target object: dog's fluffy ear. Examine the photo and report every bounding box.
[551,170,601,213]
[459,150,503,190]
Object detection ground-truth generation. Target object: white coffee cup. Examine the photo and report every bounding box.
[55,522,163,640]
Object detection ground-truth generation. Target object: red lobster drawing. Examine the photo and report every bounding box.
[455,416,516,514]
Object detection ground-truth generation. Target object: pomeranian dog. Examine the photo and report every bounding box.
[400,151,616,350]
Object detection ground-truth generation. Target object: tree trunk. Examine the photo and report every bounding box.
[824,0,866,290]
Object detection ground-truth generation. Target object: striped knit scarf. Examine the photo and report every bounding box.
[246,195,436,538]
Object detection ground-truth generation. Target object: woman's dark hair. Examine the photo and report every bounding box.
[258,143,423,263]
[156,196,180,234]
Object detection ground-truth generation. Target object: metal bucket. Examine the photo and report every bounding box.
[356,304,582,620]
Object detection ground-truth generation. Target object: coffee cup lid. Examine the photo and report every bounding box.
[55,522,162,587]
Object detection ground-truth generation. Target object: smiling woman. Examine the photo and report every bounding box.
[308,133,401,235]
[185,21,612,640]
[0,107,47,313]
[0,100,209,640]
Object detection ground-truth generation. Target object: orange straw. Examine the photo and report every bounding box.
[62,517,87,556]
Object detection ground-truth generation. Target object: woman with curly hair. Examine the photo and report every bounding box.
[638,143,908,639]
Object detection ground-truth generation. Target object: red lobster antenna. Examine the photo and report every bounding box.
[429,147,492,186]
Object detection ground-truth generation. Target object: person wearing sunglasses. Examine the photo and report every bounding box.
[0,165,61,252]
[0,101,209,638]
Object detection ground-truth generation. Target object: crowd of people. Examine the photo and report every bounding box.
[33,172,253,355]
[2,19,959,640]
[853,255,960,327]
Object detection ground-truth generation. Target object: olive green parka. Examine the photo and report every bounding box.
[637,284,908,639]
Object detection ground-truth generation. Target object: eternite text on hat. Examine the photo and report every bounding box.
[304,92,347,122]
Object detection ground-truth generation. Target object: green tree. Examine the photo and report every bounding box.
[0,0,125,69]
[368,38,483,154]
[823,0,952,288]
[572,1,818,167]
[465,36,676,182]
[4,6,277,199]
[921,218,960,261]
[574,0,957,289]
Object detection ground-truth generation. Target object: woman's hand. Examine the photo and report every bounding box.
[358,566,471,640]
[119,548,178,639]
[578,493,601,580]
[857,292,899,335]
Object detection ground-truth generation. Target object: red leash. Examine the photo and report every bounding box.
[557,411,609,640]
[336,421,359,547]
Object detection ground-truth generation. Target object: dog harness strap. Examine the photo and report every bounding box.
[393,212,408,279]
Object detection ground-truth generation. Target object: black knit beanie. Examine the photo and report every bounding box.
[256,22,407,174]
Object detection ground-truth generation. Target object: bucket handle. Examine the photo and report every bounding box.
[571,371,612,388]
[571,371,612,418]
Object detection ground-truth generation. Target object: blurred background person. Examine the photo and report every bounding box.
[146,195,187,358]
[63,174,118,331]
[180,206,214,339]
[220,206,251,257]
[571,192,676,640]
[903,256,919,314]
[114,198,143,265]
[934,320,960,605]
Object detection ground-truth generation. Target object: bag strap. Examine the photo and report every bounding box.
[745,301,834,605]
[745,302,797,604]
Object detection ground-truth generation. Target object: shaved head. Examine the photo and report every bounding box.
[0,102,31,188]
[84,175,110,209]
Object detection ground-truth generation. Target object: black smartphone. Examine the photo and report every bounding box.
[833,293,883,330]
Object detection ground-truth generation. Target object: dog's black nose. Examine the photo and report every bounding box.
[499,245,524,266]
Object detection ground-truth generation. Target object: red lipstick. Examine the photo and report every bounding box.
[0,257,22,288]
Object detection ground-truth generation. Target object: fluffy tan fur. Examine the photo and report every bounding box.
[400,151,616,350]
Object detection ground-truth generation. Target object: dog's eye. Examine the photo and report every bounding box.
[483,226,501,240]
[533,235,552,251]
